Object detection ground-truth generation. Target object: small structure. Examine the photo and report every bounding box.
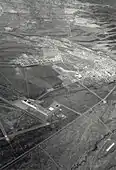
[48,101,60,112]
[20,99,61,124]
[13,96,66,126]
[21,99,50,123]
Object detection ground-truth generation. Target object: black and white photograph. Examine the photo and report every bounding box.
[0,0,116,169]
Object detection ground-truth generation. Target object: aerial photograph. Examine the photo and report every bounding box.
[0,0,116,169]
